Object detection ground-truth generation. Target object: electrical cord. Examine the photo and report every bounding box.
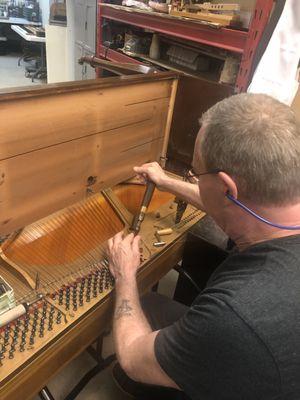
[173,265,201,293]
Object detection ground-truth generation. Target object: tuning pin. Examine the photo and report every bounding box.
[86,284,91,302]
[72,286,77,298]
[58,289,64,305]
[9,342,16,358]
[20,332,26,349]
[0,348,5,360]
[19,343,25,352]
[12,330,18,342]
[110,274,115,286]
[39,327,44,338]
[0,343,6,355]
[14,323,20,334]
[56,311,62,324]
[31,323,37,335]
[4,327,10,338]
[4,333,10,346]
[99,280,104,293]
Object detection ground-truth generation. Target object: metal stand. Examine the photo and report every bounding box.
[64,332,116,400]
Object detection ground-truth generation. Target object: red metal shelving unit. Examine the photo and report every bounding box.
[97,0,274,91]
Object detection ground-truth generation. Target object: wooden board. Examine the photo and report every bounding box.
[0,72,178,235]
[168,76,233,165]
[170,9,238,26]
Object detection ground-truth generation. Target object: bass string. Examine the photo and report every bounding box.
[12,201,117,303]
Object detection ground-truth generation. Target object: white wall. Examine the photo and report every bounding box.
[39,0,50,27]
[45,1,76,83]
[45,24,68,83]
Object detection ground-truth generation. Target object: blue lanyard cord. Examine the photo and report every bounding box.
[226,193,300,231]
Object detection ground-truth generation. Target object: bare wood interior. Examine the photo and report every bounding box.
[0,73,177,235]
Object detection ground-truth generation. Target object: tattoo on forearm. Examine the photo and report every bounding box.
[115,299,133,320]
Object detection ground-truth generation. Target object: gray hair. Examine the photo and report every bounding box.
[199,93,300,206]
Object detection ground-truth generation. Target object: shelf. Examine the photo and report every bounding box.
[98,46,224,85]
[98,3,248,54]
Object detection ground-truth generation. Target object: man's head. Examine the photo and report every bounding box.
[193,93,300,231]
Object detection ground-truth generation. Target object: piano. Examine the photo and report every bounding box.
[0,72,204,399]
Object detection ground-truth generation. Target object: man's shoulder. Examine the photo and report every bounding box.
[206,233,300,295]
[202,234,300,321]
[197,234,300,391]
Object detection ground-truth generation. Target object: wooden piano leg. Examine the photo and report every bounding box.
[38,387,55,400]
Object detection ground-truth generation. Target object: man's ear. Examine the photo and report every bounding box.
[217,172,238,199]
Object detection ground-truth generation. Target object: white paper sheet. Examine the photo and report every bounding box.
[248,0,300,105]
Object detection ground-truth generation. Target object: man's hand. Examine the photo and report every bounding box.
[134,162,205,211]
[134,162,170,190]
[107,231,141,284]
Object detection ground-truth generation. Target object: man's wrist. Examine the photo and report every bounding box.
[114,275,137,290]
[160,175,174,191]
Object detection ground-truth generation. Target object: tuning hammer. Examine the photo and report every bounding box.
[130,181,156,234]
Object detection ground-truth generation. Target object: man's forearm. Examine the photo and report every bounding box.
[163,177,205,211]
[113,279,151,369]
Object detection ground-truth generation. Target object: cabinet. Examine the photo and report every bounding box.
[97,0,274,91]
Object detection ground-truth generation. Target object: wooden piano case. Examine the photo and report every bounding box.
[0,72,204,399]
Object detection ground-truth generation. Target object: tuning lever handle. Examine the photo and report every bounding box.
[130,181,156,233]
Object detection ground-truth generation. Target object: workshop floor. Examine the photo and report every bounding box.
[32,270,178,400]
[0,53,44,89]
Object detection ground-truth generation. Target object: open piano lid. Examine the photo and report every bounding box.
[0,72,178,236]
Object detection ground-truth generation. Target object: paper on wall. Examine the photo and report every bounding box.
[248,0,300,105]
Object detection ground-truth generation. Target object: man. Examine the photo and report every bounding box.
[107,93,300,400]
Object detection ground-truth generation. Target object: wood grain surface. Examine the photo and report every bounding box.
[0,73,178,235]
